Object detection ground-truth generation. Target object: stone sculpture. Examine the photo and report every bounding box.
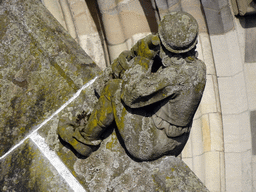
[58,11,206,161]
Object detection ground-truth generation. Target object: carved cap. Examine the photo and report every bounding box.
[158,12,198,53]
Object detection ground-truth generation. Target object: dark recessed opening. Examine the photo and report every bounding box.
[250,110,256,155]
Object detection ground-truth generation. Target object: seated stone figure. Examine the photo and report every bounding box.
[58,12,206,161]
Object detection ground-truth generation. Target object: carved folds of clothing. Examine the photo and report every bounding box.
[77,34,206,160]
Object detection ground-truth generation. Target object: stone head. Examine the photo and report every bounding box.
[158,12,199,54]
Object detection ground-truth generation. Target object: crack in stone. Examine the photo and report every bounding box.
[0,76,98,160]
[30,133,86,192]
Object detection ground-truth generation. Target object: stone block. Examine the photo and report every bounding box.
[209,112,223,151]
[181,0,201,9]
[101,13,126,45]
[204,151,221,192]
[222,30,243,73]
[201,1,234,35]
[233,17,246,59]
[79,33,107,70]
[244,15,256,63]
[167,0,180,8]
[182,129,193,158]
[224,29,242,64]
[210,31,243,77]
[0,0,101,157]
[0,139,72,191]
[64,0,107,69]
[108,42,128,62]
[58,0,77,40]
[223,112,244,153]
[202,8,224,35]
[194,104,202,120]
[212,76,222,113]
[252,156,256,191]
[210,35,232,76]
[42,0,67,29]
[201,0,219,10]
[201,114,211,152]
[182,157,193,170]
[198,33,216,75]
[70,5,94,36]
[193,154,205,185]
[221,5,235,33]
[218,72,248,115]
[225,152,242,192]
[97,0,116,13]
[119,10,155,39]
[68,0,87,17]
[167,2,182,13]
[218,0,229,9]
[241,150,253,192]
[100,0,157,45]
[119,0,158,36]
[190,118,204,156]
[223,111,251,153]
[219,152,226,192]
[200,75,218,114]
[244,64,256,111]
[239,112,252,151]
[250,110,256,155]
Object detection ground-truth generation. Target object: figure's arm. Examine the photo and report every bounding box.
[94,35,160,96]
[110,34,160,78]
[121,65,183,108]
[131,34,160,59]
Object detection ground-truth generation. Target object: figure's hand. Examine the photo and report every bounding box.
[111,50,134,78]
[131,34,160,60]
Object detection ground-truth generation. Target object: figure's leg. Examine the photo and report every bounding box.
[76,85,115,143]
[58,79,122,157]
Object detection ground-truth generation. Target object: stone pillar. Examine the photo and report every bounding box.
[97,0,158,61]
[42,0,108,69]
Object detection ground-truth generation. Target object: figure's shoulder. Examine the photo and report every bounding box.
[181,57,206,83]
[186,57,206,72]
[195,58,206,74]
[191,58,206,82]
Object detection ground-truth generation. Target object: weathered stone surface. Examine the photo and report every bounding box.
[40,118,209,191]
[245,15,256,63]
[33,74,209,191]
[158,12,198,53]
[56,12,206,163]
[0,139,72,192]
[201,0,234,35]
[0,0,101,156]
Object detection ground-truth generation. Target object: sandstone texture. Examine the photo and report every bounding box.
[0,0,101,156]
[0,139,72,191]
